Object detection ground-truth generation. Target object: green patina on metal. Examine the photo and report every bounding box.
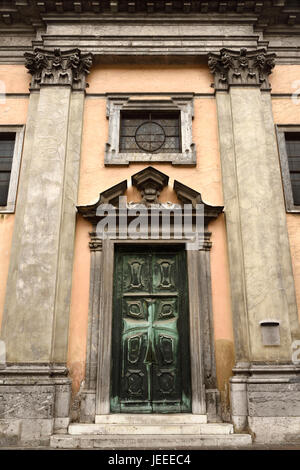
[111,245,191,413]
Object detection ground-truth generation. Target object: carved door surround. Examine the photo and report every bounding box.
[77,166,223,422]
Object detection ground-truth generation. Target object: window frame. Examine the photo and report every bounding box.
[105,94,196,166]
[0,125,24,214]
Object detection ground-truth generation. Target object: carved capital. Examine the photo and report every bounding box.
[89,234,103,252]
[208,48,276,91]
[197,232,213,252]
[24,48,93,91]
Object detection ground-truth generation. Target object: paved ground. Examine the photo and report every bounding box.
[1,444,300,450]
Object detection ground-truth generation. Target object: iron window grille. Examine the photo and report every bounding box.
[119,111,181,154]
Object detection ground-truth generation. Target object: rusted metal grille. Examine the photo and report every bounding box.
[120,111,181,153]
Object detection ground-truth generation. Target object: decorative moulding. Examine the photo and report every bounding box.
[24,47,93,91]
[131,166,169,206]
[104,94,196,166]
[208,48,276,91]
[77,166,223,227]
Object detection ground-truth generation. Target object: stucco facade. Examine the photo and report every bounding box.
[0,0,300,449]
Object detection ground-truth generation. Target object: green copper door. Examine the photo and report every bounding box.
[111,245,191,413]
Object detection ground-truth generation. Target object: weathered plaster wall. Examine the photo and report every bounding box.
[0,83,28,330]
[271,65,300,94]
[88,63,213,95]
[210,215,235,416]
[68,216,92,394]
[0,65,30,93]
[0,214,14,330]
[68,63,234,406]
[272,91,300,322]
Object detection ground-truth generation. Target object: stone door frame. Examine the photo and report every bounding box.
[81,235,219,421]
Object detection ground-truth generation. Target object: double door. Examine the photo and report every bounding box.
[111,245,191,413]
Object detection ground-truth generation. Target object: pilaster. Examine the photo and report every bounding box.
[0,48,92,445]
[209,47,300,436]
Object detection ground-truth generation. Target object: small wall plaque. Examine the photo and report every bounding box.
[260,321,280,346]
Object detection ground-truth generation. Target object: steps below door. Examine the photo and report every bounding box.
[50,433,252,449]
[50,414,252,449]
[68,421,233,435]
[95,413,207,424]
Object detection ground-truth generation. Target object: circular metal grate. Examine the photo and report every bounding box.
[135,121,166,153]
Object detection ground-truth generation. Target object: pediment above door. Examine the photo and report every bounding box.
[77,166,223,226]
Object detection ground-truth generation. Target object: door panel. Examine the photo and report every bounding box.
[122,254,151,293]
[111,245,191,413]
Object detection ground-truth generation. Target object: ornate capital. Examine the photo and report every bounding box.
[24,48,93,91]
[89,234,103,252]
[208,48,276,91]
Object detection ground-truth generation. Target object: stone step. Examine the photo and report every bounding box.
[68,422,234,436]
[51,433,252,449]
[95,413,207,424]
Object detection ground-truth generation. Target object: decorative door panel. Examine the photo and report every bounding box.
[122,254,151,294]
[111,245,191,413]
[152,255,177,293]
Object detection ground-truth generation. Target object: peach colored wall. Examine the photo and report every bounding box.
[88,63,213,95]
[0,215,15,330]
[67,216,92,394]
[271,65,300,95]
[0,65,30,94]
[0,82,29,330]
[0,98,29,124]
[210,215,235,412]
[286,215,300,322]
[68,63,234,401]
[77,98,222,206]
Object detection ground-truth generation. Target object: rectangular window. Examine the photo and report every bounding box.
[285,132,300,206]
[0,133,16,206]
[105,95,196,165]
[0,126,25,213]
[120,111,181,154]
[276,125,300,212]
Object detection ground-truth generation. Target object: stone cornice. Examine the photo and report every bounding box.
[24,47,93,90]
[208,47,276,91]
[0,15,299,64]
[1,1,299,32]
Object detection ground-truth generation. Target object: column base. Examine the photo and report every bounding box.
[230,362,300,444]
[205,388,222,422]
[80,389,96,423]
[0,364,71,446]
